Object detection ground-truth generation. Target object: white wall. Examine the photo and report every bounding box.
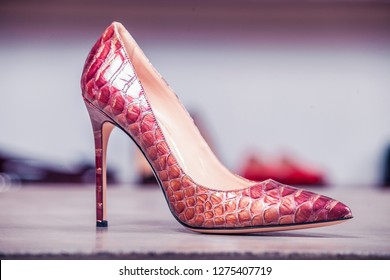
[1,1,389,185]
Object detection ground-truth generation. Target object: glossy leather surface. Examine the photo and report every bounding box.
[81,22,352,230]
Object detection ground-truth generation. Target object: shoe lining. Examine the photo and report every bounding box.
[117,23,253,191]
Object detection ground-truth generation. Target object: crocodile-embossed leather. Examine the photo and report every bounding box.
[81,22,352,231]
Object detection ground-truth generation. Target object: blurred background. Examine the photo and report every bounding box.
[1,0,390,188]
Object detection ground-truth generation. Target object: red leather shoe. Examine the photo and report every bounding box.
[81,22,352,233]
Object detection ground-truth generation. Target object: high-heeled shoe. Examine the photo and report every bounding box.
[81,22,352,233]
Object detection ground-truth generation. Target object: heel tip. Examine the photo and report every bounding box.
[96,220,108,227]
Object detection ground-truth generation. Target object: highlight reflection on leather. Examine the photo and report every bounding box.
[81,22,352,230]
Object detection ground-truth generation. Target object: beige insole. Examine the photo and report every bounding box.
[118,23,254,191]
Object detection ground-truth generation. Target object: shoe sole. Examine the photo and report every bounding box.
[189,218,351,234]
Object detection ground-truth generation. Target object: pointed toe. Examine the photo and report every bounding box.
[328,201,353,221]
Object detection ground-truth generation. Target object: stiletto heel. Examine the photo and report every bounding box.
[85,99,115,227]
[81,22,352,233]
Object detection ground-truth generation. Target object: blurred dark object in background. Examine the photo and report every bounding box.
[134,148,158,186]
[136,173,157,186]
[241,154,326,186]
[0,149,117,185]
[382,144,390,187]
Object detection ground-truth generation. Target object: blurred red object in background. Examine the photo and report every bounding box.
[241,154,326,186]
